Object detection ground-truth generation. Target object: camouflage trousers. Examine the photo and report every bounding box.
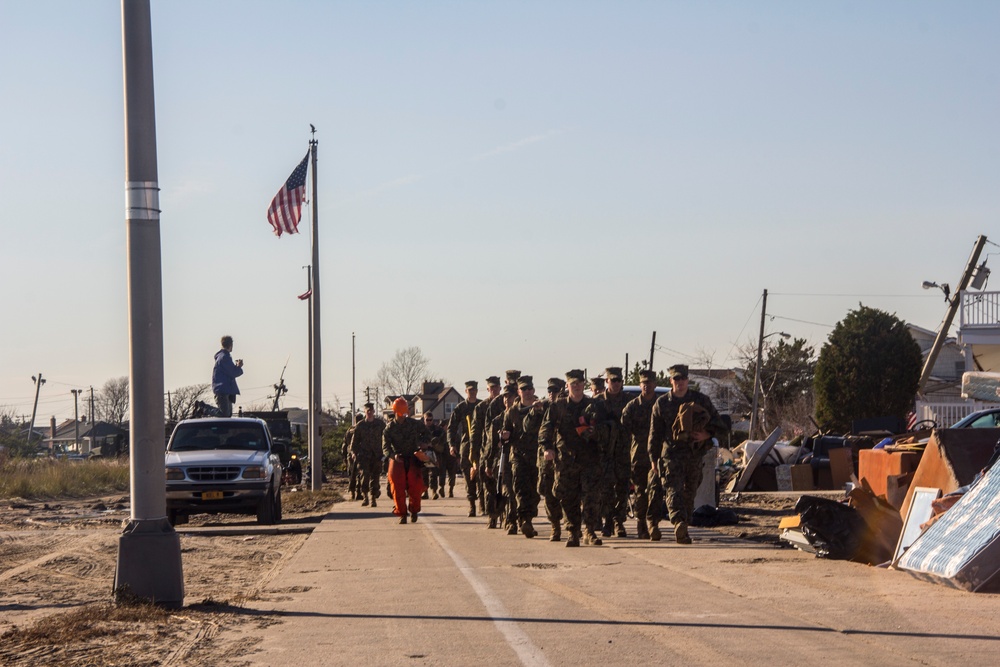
[357,457,382,499]
[511,451,540,523]
[601,443,631,526]
[555,451,602,536]
[439,451,459,491]
[536,454,562,527]
[422,464,440,495]
[347,457,359,497]
[661,440,711,525]
[631,458,662,528]
[459,445,478,503]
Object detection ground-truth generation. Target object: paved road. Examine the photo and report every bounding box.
[243,486,999,666]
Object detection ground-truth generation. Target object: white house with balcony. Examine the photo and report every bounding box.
[915,289,1000,426]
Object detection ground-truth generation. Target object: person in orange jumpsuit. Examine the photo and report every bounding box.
[382,397,432,524]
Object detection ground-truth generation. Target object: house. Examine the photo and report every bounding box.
[284,408,339,440]
[384,382,463,425]
[914,290,1000,425]
[44,418,127,455]
[686,368,748,418]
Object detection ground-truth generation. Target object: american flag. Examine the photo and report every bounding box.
[906,410,917,431]
[267,152,309,237]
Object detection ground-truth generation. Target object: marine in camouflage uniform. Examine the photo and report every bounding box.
[438,415,458,497]
[539,369,607,547]
[621,370,660,539]
[648,364,727,544]
[528,377,565,541]
[421,414,447,500]
[342,418,361,500]
[471,376,503,518]
[447,381,481,517]
[351,404,385,507]
[480,385,518,530]
[502,375,542,538]
[599,367,632,538]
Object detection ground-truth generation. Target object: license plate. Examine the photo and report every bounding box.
[201,491,224,500]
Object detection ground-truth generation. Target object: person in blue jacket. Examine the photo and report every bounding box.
[212,335,244,417]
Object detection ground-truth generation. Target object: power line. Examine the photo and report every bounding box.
[770,314,835,328]
[770,292,940,298]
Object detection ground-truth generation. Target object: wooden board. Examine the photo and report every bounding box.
[729,427,782,493]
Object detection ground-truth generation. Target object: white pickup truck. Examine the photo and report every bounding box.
[165,417,283,525]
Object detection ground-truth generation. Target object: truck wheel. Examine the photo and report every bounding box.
[274,486,283,523]
[256,486,277,525]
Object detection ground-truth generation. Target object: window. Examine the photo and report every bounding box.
[445,402,456,417]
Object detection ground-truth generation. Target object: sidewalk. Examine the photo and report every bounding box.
[242,487,1000,666]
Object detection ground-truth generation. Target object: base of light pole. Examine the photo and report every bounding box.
[114,518,184,608]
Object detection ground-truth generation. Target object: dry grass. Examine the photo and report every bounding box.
[0,457,130,500]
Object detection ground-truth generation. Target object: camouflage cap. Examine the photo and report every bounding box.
[502,383,518,396]
[505,369,522,383]
[604,367,623,381]
[485,375,502,387]
[668,364,689,379]
[638,369,657,382]
[363,401,375,409]
[547,377,566,393]
[517,375,534,390]
[464,380,479,389]
[565,369,586,383]
[590,377,606,390]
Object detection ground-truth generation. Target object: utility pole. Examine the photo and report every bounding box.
[71,389,82,451]
[115,0,184,607]
[648,332,656,371]
[27,373,45,445]
[918,235,988,395]
[89,386,96,453]
[749,289,768,441]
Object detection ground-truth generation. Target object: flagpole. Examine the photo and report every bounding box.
[309,129,322,491]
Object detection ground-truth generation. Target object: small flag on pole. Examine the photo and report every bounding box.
[297,289,312,300]
[267,152,309,237]
[906,410,917,431]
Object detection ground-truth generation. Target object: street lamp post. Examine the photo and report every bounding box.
[749,331,790,440]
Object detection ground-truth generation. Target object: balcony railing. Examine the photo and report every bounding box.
[960,290,1000,328]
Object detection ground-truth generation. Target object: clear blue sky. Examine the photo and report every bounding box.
[1,1,998,423]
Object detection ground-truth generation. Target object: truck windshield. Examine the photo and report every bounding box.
[168,424,269,452]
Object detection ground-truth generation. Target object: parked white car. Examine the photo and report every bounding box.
[165,417,283,526]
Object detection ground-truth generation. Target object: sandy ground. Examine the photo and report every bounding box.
[0,483,344,667]
[0,481,801,666]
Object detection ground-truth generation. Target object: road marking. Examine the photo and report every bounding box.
[424,519,553,667]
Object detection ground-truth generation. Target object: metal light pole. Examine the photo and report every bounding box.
[114,0,183,606]
[308,134,323,492]
[71,389,82,450]
[352,332,356,426]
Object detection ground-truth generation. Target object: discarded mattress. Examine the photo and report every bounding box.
[896,459,1000,592]
[961,371,1000,403]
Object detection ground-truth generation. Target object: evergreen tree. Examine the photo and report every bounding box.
[814,305,921,433]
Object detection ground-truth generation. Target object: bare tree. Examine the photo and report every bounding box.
[165,383,210,422]
[97,376,130,427]
[376,347,431,396]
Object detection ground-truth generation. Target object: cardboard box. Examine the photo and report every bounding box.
[776,464,813,491]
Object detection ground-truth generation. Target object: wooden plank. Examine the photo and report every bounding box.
[729,427,782,493]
